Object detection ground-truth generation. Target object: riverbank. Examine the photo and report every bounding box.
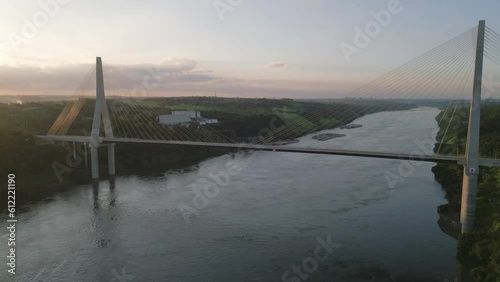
[437,204,461,240]
[432,104,500,281]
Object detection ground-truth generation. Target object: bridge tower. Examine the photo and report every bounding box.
[460,20,485,233]
[90,57,115,182]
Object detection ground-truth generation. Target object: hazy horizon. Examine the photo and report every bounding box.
[1,0,500,99]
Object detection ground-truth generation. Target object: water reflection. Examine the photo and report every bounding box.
[90,180,120,249]
[109,182,116,207]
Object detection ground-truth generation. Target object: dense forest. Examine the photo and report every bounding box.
[0,97,415,211]
[433,103,500,281]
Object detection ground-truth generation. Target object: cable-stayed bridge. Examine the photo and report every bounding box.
[38,21,500,233]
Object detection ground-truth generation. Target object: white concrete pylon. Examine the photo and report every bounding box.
[460,20,485,234]
[90,57,115,180]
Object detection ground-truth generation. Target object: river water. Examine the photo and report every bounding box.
[1,107,458,282]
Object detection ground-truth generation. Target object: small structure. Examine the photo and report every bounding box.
[172,111,201,119]
[200,119,218,125]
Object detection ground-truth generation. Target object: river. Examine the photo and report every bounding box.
[1,107,459,281]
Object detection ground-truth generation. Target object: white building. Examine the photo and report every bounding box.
[172,111,200,119]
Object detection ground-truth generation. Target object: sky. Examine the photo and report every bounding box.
[1,0,500,98]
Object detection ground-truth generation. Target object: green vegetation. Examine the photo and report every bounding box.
[432,103,500,281]
[177,97,415,142]
[0,97,415,211]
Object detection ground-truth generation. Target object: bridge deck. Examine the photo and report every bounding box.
[37,135,500,167]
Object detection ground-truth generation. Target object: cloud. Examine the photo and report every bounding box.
[105,58,198,81]
[267,62,289,69]
[0,64,93,93]
[0,58,354,98]
[266,62,303,71]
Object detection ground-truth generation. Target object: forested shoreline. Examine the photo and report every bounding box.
[433,103,500,281]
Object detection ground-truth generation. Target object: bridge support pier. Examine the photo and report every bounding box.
[461,171,479,233]
[89,143,116,183]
